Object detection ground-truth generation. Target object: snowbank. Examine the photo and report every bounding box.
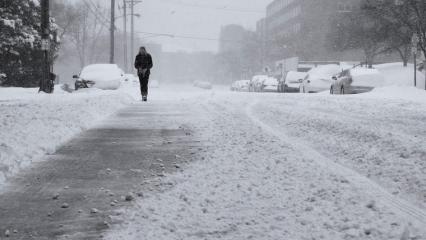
[360,85,426,102]
[0,86,133,186]
[376,62,426,90]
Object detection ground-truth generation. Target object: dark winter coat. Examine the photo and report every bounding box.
[134,53,153,72]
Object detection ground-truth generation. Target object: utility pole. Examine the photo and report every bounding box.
[412,35,419,88]
[110,0,116,64]
[123,0,128,72]
[129,0,142,73]
[39,0,53,93]
[130,0,135,72]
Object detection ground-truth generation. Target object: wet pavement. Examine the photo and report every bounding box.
[0,102,201,239]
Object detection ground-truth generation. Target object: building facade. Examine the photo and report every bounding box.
[260,0,363,64]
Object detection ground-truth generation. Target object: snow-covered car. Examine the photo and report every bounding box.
[193,81,212,90]
[230,81,239,91]
[124,74,138,82]
[300,65,342,93]
[231,80,250,92]
[278,71,308,93]
[261,77,279,92]
[249,75,269,92]
[330,68,385,94]
[73,64,124,90]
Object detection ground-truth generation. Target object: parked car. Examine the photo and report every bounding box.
[261,77,279,92]
[73,64,124,90]
[330,68,385,94]
[300,65,342,93]
[278,71,308,93]
[249,75,269,92]
[193,81,212,90]
[231,80,250,92]
[124,74,138,82]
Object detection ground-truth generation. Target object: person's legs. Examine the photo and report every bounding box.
[140,74,150,101]
[138,74,144,97]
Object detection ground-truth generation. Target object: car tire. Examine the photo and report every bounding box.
[75,82,79,91]
[330,86,334,95]
[340,86,345,95]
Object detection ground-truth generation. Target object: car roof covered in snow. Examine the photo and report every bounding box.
[348,68,385,87]
[307,64,342,80]
[285,71,307,83]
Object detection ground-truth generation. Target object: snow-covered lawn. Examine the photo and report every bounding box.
[105,86,426,240]
[0,85,134,186]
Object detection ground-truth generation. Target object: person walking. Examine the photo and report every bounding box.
[134,47,153,101]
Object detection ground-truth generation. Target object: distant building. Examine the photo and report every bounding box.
[218,24,246,53]
[260,0,363,63]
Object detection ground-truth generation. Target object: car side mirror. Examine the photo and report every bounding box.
[332,76,337,80]
[73,75,79,79]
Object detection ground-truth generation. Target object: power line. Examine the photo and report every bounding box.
[136,31,244,43]
[147,0,264,14]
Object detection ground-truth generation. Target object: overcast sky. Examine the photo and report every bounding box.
[115,0,271,52]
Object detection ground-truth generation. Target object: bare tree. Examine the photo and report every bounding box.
[66,1,109,67]
[365,0,426,63]
[327,8,390,68]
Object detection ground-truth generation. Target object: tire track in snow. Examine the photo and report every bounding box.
[245,100,426,227]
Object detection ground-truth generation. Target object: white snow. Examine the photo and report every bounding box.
[361,85,426,102]
[1,65,425,239]
[285,71,307,83]
[376,62,426,90]
[0,85,133,186]
[350,68,385,87]
[104,86,426,240]
[1,19,16,29]
[79,64,124,90]
[305,64,344,91]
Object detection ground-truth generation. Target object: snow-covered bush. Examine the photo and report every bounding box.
[0,0,59,87]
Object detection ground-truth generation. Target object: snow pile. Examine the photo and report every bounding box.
[376,62,426,89]
[361,85,426,102]
[0,86,133,186]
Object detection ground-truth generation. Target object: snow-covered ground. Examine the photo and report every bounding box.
[105,86,426,240]
[1,78,426,239]
[0,85,133,186]
[0,81,210,187]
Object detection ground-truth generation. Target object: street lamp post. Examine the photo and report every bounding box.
[131,0,135,73]
[110,0,116,64]
[123,0,128,71]
[412,35,419,87]
[39,0,53,93]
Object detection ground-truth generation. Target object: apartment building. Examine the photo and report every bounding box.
[259,0,363,62]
